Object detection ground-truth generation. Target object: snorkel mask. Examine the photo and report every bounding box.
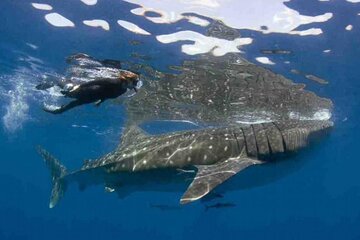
[120,70,142,92]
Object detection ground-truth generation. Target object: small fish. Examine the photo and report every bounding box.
[290,69,301,75]
[129,40,143,46]
[260,49,292,55]
[304,74,328,85]
[205,202,236,211]
[201,192,224,202]
[168,65,184,72]
[291,69,328,85]
[150,204,182,211]
[130,52,152,61]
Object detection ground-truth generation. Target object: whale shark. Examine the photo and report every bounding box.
[38,119,332,208]
[125,53,332,127]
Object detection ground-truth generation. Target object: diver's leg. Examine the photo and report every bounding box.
[43,99,83,114]
[36,76,72,91]
[36,75,61,90]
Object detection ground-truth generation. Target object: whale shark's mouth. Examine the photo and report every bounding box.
[289,109,332,121]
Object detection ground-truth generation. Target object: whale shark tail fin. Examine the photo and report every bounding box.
[36,146,68,208]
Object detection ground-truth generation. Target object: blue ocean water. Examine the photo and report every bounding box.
[1,0,360,239]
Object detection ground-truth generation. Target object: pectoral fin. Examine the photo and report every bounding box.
[180,157,264,204]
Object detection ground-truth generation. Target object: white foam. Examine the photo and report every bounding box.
[289,28,323,36]
[1,59,66,133]
[83,19,110,30]
[45,13,75,27]
[156,30,252,56]
[117,20,151,35]
[255,57,275,65]
[323,49,331,53]
[295,12,332,25]
[31,3,53,10]
[347,0,360,3]
[81,0,97,5]
[185,16,210,27]
[1,74,30,133]
[345,24,353,31]
[3,89,29,132]
[125,0,332,35]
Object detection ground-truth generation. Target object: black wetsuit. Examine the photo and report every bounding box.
[44,78,131,114]
[37,53,139,114]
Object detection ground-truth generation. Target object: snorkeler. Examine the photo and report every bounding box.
[36,53,141,114]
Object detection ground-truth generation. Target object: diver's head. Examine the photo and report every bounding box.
[119,70,141,91]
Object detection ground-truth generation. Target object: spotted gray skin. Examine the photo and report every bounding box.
[38,119,332,208]
[125,53,332,126]
[122,22,332,127]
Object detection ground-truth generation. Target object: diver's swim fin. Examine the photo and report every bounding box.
[36,82,55,90]
[43,104,64,114]
[35,74,61,90]
[43,100,82,114]
[36,146,68,208]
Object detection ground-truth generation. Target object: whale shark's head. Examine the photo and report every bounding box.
[125,53,333,127]
[276,120,333,152]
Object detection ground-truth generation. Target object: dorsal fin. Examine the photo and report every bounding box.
[119,125,149,149]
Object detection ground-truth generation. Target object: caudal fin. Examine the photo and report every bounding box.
[36,146,68,208]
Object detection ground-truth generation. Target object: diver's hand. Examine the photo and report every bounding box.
[69,84,80,92]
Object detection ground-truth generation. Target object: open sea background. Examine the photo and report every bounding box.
[0,0,360,239]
